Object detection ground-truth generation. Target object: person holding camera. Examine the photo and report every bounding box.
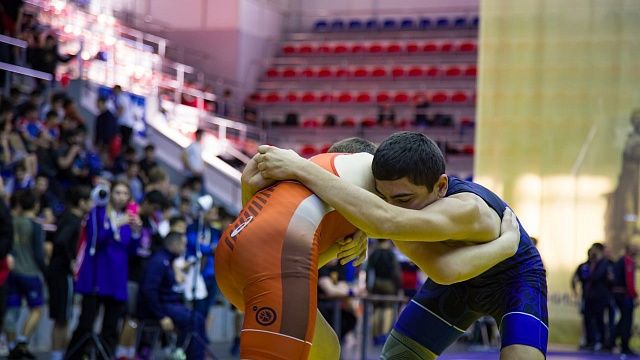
[138,231,206,360]
[67,181,142,359]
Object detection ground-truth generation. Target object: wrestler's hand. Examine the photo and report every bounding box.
[497,208,520,257]
[337,230,368,266]
[256,145,308,181]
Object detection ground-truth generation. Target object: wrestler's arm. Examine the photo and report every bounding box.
[414,208,520,285]
[240,155,275,206]
[255,146,499,242]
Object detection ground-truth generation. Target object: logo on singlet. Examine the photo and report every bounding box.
[230,216,253,237]
[255,306,277,326]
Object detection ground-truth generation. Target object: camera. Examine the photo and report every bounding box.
[91,184,110,207]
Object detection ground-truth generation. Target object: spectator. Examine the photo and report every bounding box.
[318,259,358,342]
[181,129,205,177]
[34,174,58,223]
[145,166,170,195]
[584,243,611,351]
[138,231,206,360]
[14,89,43,119]
[613,244,638,355]
[5,190,45,359]
[367,239,402,346]
[572,247,593,350]
[139,144,158,183]
[40,92,67,121]
[17,103,43,150]
[45,186,91,360]
[217,89,232,117]
[110,85,135,150]
[0,195,13,356]
[118,161,144,203]
[4,160,34,196]
[169,215,187,235]
[0,0,24,37]
[29,35,75,88]
[187,206,222,328]
[94,96,119,159]
[62,98,84,127]
[67,181,142,359]
[377,102,396,126]
[138,190,170,258]
[414,94,431,126]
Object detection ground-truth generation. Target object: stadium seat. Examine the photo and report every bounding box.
[301,92,316,103]
[282,68,297,78]
[301,67,316,78]
[460,117,475,127]
[361,118,376,127]
[459,41,477,52]
[356,92,372,103]
[318,67,332,78]
[331,20,345,31]
[418,18,432,29]
[348,19,363,30]
[376,92,391,103]
[396,119,410,128]
[286,92,299,102]
[299,44,314,54]
[472,16,480,27]
[406,42,419,53]
[351,43,365,54]
[408,66,423,77]
[365,19,378,30]
[432,92,448,103]
[425,66,440,77]
[338,92,353,103]
[452,91,468,103]
[334,43,349,54]
[423,42,438,53]
[394,92,410,103]
[400,18,415,29]
[282,44,296,54]
[341,118,357,127]
[353,67,368,78]
[464,65,477,77]
[391,66,405,78]
[249,92,263,102]
[445,66,462,77]
[441,41,454,52]
[302,119,320,128]
[371,67,387,77]
[318,43,332,54]
[320,144,332,153]
[436,17,450,28]
[314,20,329,32]
[335,68,350,77]
[462,144,475,155]
[368,43,384,53]
[265,68,279,78]
[319,92,334,102]
[387,43,402,53]
[300,144,318,157]
[383,19,397,29]
[266,92,281,103]
[454,17,468,27]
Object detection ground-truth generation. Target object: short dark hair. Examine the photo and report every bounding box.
[195,129,204,138]
[97,96,108,105]
[46,110,58,120]
[68,186,91,207]
[148,167,167,183]
[163,231,185,248]
[169,215,186,228]
[14,161,27,173]
[372,132,446,192]
[591,242,605,252]
[144,144,155,152]
[143,190,168,208]
[16,190,37,211]
[328,137,377,154]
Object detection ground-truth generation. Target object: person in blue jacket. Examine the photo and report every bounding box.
[67,181,142,359]
[138,231,206,360]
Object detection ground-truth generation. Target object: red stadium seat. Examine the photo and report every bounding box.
[301,92,316,103]
[319,92,334,102]
[440,42,454,52]
[338,92,353,103]
[318,67,332,78]
[452,91,468,103]
[396,119,410,128]
[266,92,281,103]
[319,144,332,153]
[460,117,475,127]
[318,43,332,54]
[299,44,314,54]
[302,118,320,128]
[335,68,350,78]
[392,66,405,78]
[408,66,423,77]
[341,118,357,127]
[394,92,410,103]
[368,43,383,53]
[432,92,448,103]
[286,92,299,102]
[356,92,371,103]
[425,66,439,77]
[301,67,316,78]
[282,68,297,78]
[300,144,318,157]
[377,92,391,103]
[353,67,368,78]
[459,41,477,52]
[387,43,402,53]
[406,42,419,53]
[282,44,296,54]
[266,68,279,78]
[423,42,438,53]
[464,65,477,77]
[462,144,475,155]
[445,66,462,77]
[351,43,365,54]
[249,92,263,102]
[334,44,348,54]
[371,67,387,77]
[361,118,376,127]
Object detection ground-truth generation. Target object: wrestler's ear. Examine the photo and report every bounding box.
[436,174,448,198]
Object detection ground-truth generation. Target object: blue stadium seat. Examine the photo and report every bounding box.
[365,19,379,30]
[331,19,345,31]
[383,19,397,29]
[348,19,363,30]
[472,16,480,27]
[436,17,450,28]
[454,17,467,27]
[418,18,432,29]
[314,20,328,32]
[400,18,415,29]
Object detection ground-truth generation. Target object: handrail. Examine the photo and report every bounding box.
[0,34,28,48]
[0,62,53,81]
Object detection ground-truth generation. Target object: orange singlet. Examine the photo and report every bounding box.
[215,153,358,360]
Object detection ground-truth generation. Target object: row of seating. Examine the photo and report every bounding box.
[281,40,477,55]
[296,116,473,128]
[250,90,476,105]
[297,142,474,158]
[312,16,479,32]
[264,64,477,79]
